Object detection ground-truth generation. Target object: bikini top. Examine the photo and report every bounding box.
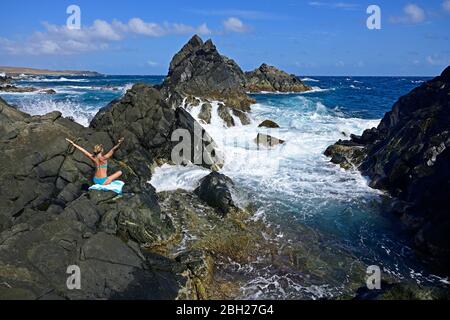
[97,163,108,169]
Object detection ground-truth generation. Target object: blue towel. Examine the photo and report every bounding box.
[89,180,125,194]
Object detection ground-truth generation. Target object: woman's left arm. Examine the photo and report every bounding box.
[104,137,125,159]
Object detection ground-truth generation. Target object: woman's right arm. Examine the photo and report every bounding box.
[66,138,96,162]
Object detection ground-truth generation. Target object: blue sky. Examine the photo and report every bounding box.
[0,0,449,76]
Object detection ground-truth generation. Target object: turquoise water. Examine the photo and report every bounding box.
[3,74,448,299]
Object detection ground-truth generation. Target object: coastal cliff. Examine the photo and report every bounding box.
[325,66,450,270]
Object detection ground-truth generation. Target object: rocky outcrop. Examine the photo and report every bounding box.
[245,64,311,93]
[258,119,280,128]
[217,104,235,128]
[90,83,223,172]
[0,75,11,85]
[0,85,37,93]
[0,85,57,94]
[325,66,450,270]
[159,35,255,112]
[194,172,236,217]
[198,103,212,124]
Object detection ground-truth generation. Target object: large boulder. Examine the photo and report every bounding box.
[245,64,311,93]
[258,119,280,128]
[325,66,450,269]
[194,172,236,217]
[159,35,255,112]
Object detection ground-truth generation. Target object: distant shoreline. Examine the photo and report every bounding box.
[0,66,101,77]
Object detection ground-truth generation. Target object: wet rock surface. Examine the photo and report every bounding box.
[325,66,450,270]
[258,119,280,128]
[194,172,236,216]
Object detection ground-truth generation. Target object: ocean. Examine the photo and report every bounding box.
[2,74,448,299]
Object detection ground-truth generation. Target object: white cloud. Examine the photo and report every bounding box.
[443,0,450,13]
[390,4,426,24]
[128,18,165,37]
[426,54,447,66]
[147,60,159,67]
[223,17,249,33]
[189,9,284,20]
[0,18,212,55]
[308,2,359,10]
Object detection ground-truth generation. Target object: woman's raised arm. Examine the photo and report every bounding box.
[66,138,96,162]
[104,137,124,159]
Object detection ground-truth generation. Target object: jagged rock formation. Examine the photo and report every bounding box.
[158,35,310,128]
[245,64,311,93]
[325,66,450,269]
[159,35,255,112]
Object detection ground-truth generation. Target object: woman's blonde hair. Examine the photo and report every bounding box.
[93,144,104,156]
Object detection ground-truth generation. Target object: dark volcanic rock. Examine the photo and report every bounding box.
[41,89,57,95]
[194,172,236,216]
[198,103,212,124]
[0,85,38,93]
[325,66,450,269]
[217,104,235,128]
[159,35,255,112]
[245,64,311,93]
[0,93,217,299]
[90,83,223,172]
[0,75,11,85]
[232,109,251,125]
[258,119,280,128]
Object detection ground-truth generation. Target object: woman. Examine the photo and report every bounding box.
[66,137,125,186]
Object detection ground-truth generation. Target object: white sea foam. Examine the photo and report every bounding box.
[301,77,320,82]
[151,164,210,192]
[150,94,381,213]
[301,86,335,93]
[18,98,97,127]
[121,83,134,94]
[25,77,89,83]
